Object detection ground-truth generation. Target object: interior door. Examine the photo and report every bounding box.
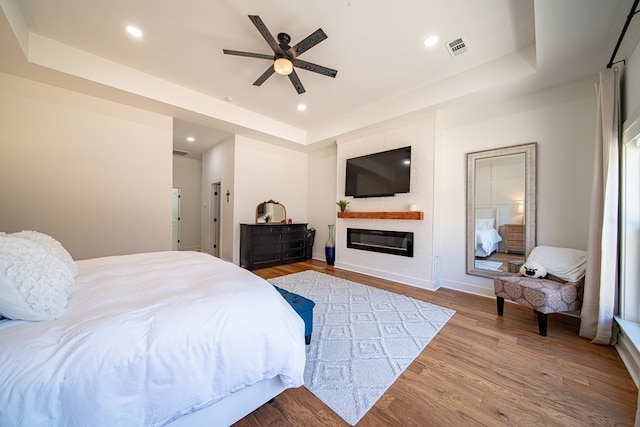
[171,188,181,250]
[210,182,221,257]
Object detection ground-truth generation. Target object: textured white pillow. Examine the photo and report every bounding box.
[0,236,73,321]
[527,246,587,282]
[11,230,77,277]
[476,218,495,230]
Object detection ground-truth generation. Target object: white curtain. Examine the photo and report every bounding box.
[579,67,620,345]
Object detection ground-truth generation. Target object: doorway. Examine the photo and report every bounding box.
[210,182,221,257]
[171,188,181,250]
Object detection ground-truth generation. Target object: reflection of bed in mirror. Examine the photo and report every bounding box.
[475,208,502,257]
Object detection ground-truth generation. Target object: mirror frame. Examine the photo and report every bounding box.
[256,199,287,224]
[466,143,537,278]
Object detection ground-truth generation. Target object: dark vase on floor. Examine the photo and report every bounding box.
[325,224,335,266]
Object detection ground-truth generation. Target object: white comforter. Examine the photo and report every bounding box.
[475,228,502,256]
[0,251,305,426]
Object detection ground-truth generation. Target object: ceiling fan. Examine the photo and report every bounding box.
[223,15,338,94]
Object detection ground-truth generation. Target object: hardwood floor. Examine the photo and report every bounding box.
[480,251,523,272]
[235,260,637,426]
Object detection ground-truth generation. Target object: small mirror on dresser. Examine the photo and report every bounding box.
[466,143,537,278]
[256,200,287,223]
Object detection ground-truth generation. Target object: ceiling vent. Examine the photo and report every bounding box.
[173,149,190,156]
[446,36,468,57]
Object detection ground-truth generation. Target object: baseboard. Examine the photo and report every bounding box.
[333,261,439,291]
[616,318,640,389]
[440,278,496,298]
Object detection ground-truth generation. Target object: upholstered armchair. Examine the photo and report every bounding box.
[493,246,587,336]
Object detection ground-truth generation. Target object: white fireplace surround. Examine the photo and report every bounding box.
[334,112,440,291]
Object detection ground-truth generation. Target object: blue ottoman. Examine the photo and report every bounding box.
[273,286,315,345]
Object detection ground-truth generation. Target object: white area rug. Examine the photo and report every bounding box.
[475,260,503,270]
[269,270,455,425]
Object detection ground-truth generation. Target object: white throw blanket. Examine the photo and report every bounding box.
[527,246,587,282]
[0,251,305,427]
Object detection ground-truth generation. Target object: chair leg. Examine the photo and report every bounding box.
[496,297,504,316]
[305,334,311,345]
[535,310,548,336]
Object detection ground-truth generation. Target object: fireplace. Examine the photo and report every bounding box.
[346,228,414,257]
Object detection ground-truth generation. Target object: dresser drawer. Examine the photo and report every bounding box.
[282,231,306,242]
[281,225,307,233]
[506,241,524,250]
[252,252,282,264]
[252,243,281,255]
[252,226,279,235]
[283,240,305,250]
[282,248,305,261]
[252,234,281,245]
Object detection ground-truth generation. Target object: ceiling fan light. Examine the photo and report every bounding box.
[274,58,293,75]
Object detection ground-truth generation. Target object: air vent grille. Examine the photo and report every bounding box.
[446,36,468,57]
[173,149,190,156]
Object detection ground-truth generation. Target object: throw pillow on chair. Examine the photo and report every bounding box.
[519,261,547,278]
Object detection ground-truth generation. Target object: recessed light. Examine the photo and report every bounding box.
[423,35,439,47]
[225,96,233,102]
[186,137,195,142]
[297,104,307,111]
[126,25,143,39]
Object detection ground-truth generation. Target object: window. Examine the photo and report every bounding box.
[620,114,640,322]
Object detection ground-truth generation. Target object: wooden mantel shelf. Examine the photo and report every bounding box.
[337,211,424,220]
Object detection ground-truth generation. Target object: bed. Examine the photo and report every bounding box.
[0,232,306,427]
[475,208,502,257]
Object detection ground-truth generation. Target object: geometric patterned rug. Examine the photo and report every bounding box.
[474,260,503,270]
[268,270,455,425]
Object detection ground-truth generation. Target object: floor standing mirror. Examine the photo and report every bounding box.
[466,143,537,278]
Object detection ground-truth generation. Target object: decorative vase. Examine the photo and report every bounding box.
[325,224,335,266]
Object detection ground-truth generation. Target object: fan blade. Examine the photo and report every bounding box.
[292,58,338,78]
[223,49,274,60]
[289,28,328,57]
[253,67,275,86]
[248,15,283,55]
[288,70,306,94]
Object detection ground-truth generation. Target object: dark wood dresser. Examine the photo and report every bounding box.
[240,223,308,270]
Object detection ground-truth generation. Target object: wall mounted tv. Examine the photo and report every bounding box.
[345,146,411,198]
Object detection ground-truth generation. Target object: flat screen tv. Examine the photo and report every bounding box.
[345,146,411,198]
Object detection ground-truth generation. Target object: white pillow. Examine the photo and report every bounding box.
[11,230,77,277]
[0,236,73,321]
[519,261,547,278]
[476,218,495,230]
[527,246,587,282]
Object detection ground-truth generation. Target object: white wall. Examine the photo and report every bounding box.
[334,112,440,290]
[440,77,597,296]
[307,144,338,259]
[201,138,235,260]
[172,156,202,251]
[0,72,173,260]
[202,135,309,264]
[232,136,309,263]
